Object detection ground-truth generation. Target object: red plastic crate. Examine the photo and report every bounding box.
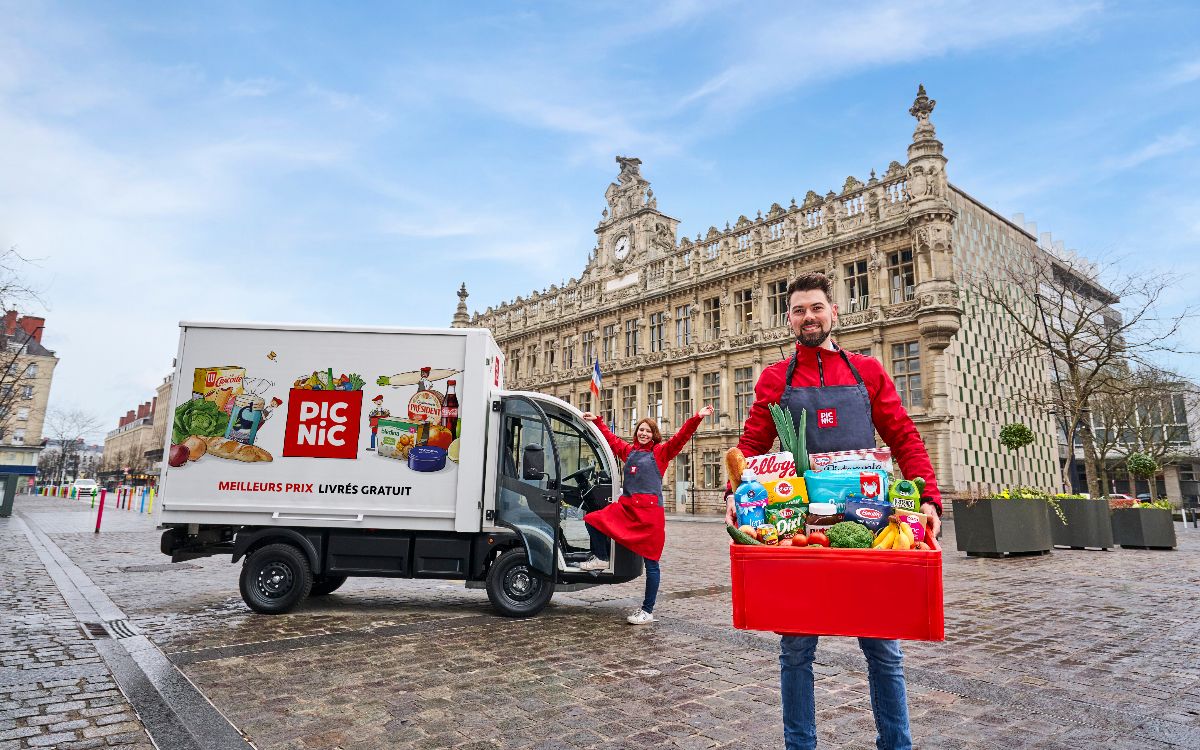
[729,536,945,641]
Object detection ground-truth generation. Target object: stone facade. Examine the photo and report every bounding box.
[470,87,1061,513]
[0,312,58,479]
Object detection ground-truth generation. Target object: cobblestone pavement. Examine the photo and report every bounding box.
[3,492,1199,749]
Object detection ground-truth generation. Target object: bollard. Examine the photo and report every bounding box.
[140,488,146,514]
[95,489,106,533]
[148,487,155,513]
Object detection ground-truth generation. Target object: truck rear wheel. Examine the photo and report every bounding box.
[239,543,312,614]
[309,575,348,596]
[485,548,554,617]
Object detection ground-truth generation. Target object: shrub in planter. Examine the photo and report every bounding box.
[1111,502,1177,550]
[952,488,1053,558]
[1049,493,1113,550]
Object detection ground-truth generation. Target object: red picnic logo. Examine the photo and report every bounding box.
[282,390,363,459]
[817,408,838,428]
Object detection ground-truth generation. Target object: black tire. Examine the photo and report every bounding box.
[485,548,554,618]
[239,543,312,614]
[309,575,348,597]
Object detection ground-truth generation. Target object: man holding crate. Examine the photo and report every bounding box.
[726,272,942,750]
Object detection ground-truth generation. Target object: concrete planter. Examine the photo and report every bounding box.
[1110,508,1177,550]
[951,498,1052,558]
[1050,499,1113,550]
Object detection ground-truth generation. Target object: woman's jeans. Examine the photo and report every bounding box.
[779,635,911,750]
[585,522,660,614]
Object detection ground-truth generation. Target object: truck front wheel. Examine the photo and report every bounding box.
[485,548,554,617]
[239,543,313,614]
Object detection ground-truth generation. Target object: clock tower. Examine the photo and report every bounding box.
[594,156,680,273]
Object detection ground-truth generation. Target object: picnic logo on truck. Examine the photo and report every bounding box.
[283,390,364,459]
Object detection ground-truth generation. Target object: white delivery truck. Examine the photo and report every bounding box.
[158,322,640,617]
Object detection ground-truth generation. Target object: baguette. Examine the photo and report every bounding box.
[725,447,747,487]
[204,437,273,462]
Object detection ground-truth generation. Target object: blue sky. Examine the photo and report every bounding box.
[2,1,1198,440]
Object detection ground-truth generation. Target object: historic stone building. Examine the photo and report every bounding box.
[468,87,1061,514]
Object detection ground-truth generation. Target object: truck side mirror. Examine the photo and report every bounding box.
[522,444,545,480]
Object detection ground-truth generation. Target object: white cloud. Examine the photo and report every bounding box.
[222,77,279,98]
[1102,128,1196,171]
[1162,57,1200,87]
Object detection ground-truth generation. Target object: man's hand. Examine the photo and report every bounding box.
[920,501,942,539]
[696,404,715,419]
[725,492,737,526]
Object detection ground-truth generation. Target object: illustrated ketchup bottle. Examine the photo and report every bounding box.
[442,379,459,437]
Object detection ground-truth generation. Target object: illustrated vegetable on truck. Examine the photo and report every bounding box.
[158,322,642,617]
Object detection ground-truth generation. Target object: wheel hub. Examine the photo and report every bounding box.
[257,561,293,598]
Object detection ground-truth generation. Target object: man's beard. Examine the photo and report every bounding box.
[796,324,830,348]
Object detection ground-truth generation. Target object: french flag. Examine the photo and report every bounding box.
[590,360,602,399]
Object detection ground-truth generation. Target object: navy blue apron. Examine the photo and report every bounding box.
[780,346,876,454]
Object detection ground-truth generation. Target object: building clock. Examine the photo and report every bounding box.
[613,234,630,262]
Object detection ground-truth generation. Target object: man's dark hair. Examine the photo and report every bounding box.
[786,272,834,303]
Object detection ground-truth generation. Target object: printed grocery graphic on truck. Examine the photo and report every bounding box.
[169,357,464,479]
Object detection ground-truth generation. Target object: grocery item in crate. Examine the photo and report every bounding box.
[805,502,842,536]
[808,447,892,474]
[756,523,780,545]
[765,499,806,539]
[764,476,807,505]
[893,510,928,544]
[733,470,768,528]
[844,497,894,532]
[745,451,797,480]
[803,469,888,512]
[888,478,921,512]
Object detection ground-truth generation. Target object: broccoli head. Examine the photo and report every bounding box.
[827,520,874,549]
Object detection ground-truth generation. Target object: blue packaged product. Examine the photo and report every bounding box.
[408,446,447,472]
[844,498,894,532]
[802,469,889,513]
[733,470,768,528]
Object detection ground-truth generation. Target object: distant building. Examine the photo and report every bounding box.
[100,374,173,488]
[0,311,58,480]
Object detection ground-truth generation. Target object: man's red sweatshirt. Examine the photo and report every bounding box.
[735,343,942,513]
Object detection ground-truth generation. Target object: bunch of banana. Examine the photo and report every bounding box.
[871,517,916,550]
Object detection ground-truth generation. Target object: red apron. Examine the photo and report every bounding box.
[584,448,666,561]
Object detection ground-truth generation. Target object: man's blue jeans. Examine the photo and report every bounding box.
[779,635,911,750]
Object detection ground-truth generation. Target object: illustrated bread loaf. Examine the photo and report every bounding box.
[183,435,207,461]
[204,437,273,463]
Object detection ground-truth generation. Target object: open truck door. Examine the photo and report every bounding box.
[488,395,563,616]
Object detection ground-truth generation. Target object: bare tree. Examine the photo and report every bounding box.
[0,246,47,444]
[41,407,102,483]
[967,248,1194,496]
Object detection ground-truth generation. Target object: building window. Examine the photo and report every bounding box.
[646,381,663,422]
[889,250,915,303]
[621,385,638,433]
[733,289,753,334]
[649,312,666,352]
[560,393,571,407]
[579,391,592,412]
[673,376,692,428]
[600,388,615,426]
[891,341,923,409]
[675,305,692,347]
[581,331,595,363]
[526,347,538,375]
[845,259,869,311]
[1181,464,1198,482]
[511,350,520,377]
[602,324,617,362]
[676,452,692,483]
[13,429,25,445]
[544,340,555,374]
[25,363,38,377]
[17,407,29,421]
[703,449,722,489]
[854,346,873,358]
[768,279,788,326]
[624,319,640,357]
[702,297,721,341]
[562,337,575,369]
[734,367,754,425]
[702,372,721,427]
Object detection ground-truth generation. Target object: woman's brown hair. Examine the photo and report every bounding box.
[633,417,663,445]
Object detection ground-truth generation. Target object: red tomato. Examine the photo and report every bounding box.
[807,531,830,547]
[789,534,808,547]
